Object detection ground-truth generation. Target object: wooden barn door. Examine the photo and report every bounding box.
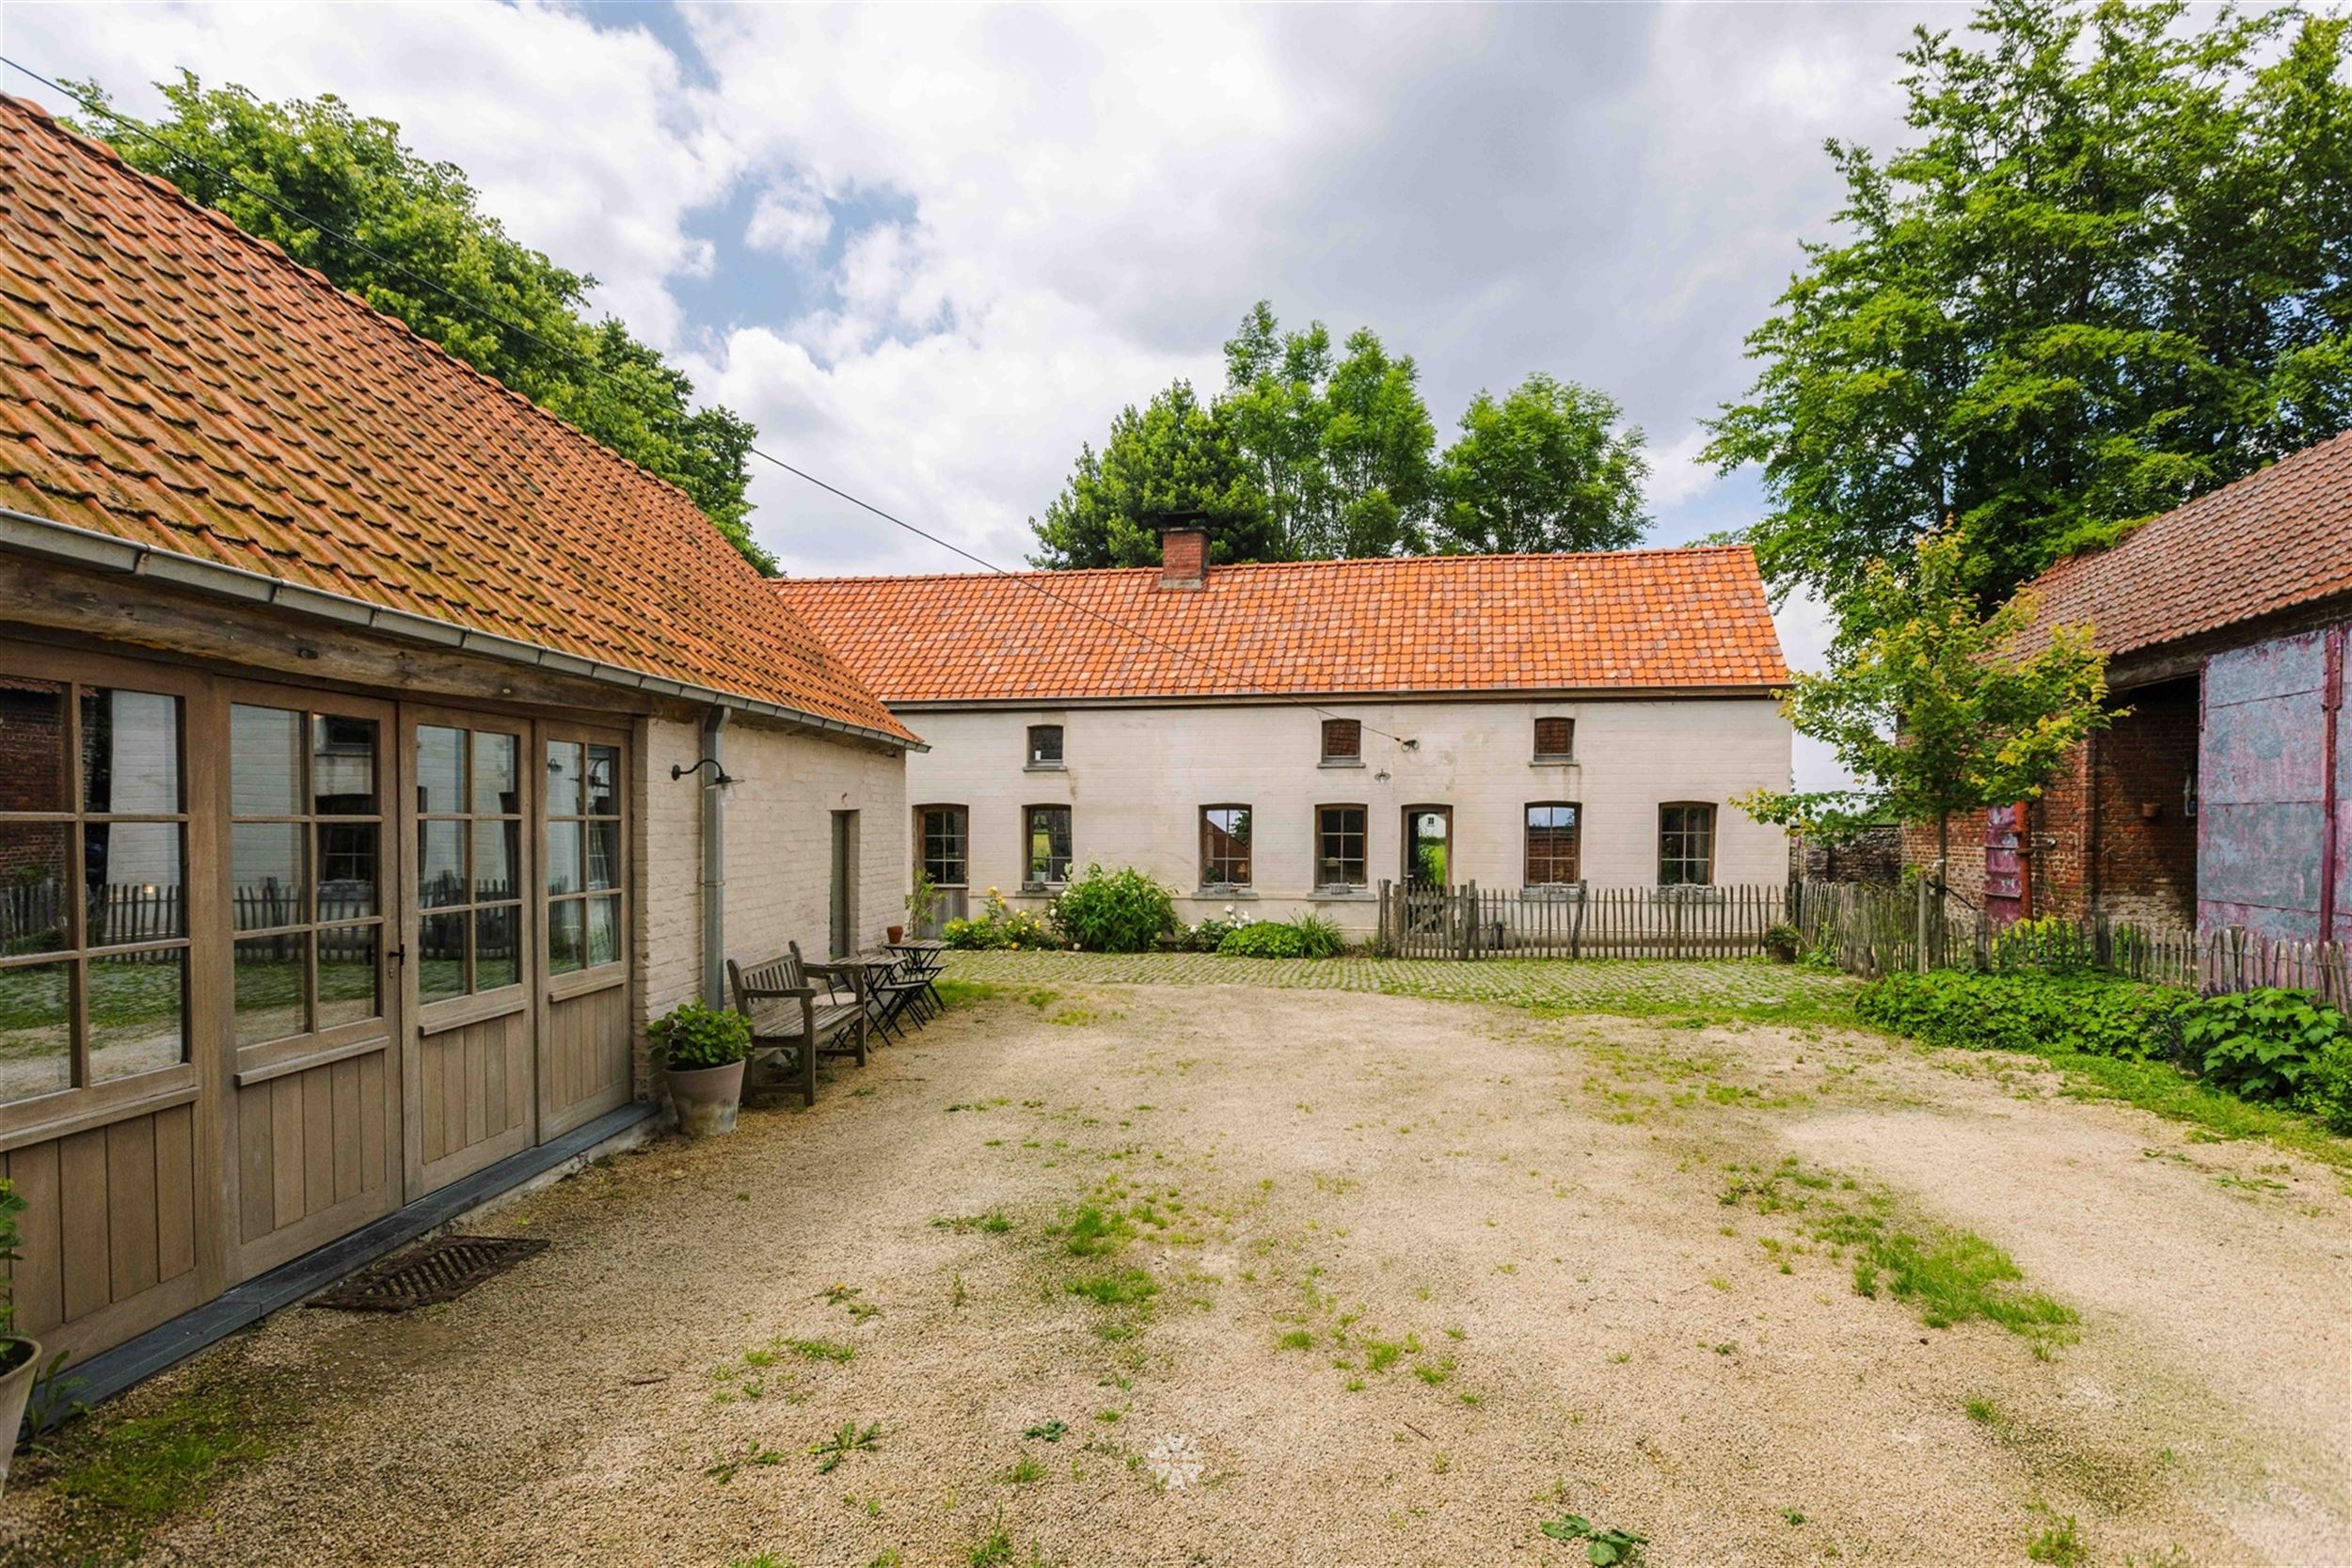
[1984,803,2028,928]
[401,707,535,1198]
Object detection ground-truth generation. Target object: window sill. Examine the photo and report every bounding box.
[1195,887,1257,899]
[1024,763,1066,772]
[1311,888,1375,901]
[1018,883,1065,895]
[1318,758,1365,769]
[1529,756,1580,767]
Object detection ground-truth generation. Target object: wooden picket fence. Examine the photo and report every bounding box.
[1375,880,1789,960]
[1788,879,2352,1004]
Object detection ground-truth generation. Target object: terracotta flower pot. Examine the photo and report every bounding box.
[0,1335,41,1494]
[667,1059,746,1138]
[886,925,905,944]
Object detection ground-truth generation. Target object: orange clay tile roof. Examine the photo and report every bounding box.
[776,546,1788,705]
[2021,430,2352,661]
[0,95,914,743]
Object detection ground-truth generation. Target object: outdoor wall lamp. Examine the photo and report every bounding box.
[671,757,737,786]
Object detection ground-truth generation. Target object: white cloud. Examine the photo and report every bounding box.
[744,175,832,261]
[1645,428,1721,513]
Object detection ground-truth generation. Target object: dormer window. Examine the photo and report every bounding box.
[1026,724,1064,768]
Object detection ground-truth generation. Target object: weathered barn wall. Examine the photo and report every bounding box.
[2199,628,2339,939]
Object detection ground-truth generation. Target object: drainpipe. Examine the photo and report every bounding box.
[701,706,729,1008]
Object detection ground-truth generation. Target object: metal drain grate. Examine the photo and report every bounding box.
[310,1235,549,1312]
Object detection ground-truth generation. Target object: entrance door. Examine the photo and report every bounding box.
[541,725,632,1139]
[1404,805,1453,888]
[223,686,403,1279]
[830,810,858,957]
[401,708,535,1198]
[1984,803,2028,927]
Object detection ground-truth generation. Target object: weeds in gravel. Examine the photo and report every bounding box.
[934,1212,1015,1234]
[783,1338,857,1363]
[810,1421,882,1474]
[1719,1158,2077,1348]
[705,1443,788,1484]
[2027,1513,2085,1565]
[44,1382,273,1533]
[1023,1419,1067,1442]
[1539,1512,1647,1564]
[1001,1455,1047,1485]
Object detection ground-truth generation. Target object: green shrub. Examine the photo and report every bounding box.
[1220,922,1309,959]
[2180,989,2347,1103]
[942,891,1061,951]
[1986,915,2094,975]
[2296,1033,2352,1133]
[649,1000,751,1070]
[1216,915,1346,959]
[1174,914,1243,952]
[1856,970,2190,1061]
[1048,863,1176,953]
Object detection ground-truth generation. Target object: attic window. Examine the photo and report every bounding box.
[1321,718,1360,764]
[1026,724,1064,768]
[1534,717,1574,761]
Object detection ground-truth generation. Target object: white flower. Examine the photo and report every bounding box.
[1146,1431,1204,1489]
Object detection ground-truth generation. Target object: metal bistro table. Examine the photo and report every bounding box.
[884,940,948,1020]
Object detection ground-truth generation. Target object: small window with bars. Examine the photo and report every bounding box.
[1321,718,1361,764]
[1534,717,1575,761]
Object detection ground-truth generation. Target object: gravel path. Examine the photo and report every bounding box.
[7,975,2345,1568]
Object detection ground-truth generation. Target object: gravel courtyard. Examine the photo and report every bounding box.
[8,967,2347,1568]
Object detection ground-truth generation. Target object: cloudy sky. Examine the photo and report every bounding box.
[1,2,1963,785]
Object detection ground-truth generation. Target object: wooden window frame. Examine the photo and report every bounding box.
[1533,717,1575,762]
[1658,801,1717,887]
[0,646,206,1143]
[1314,803,1367,891]
[405,707,532,1031]
[1199,803,1253,890]
[221,683,399,1085]
[1320,718,1362,766]
[1022,803,1072,890]
[1025,724,1065,769]
[1523,801,1582,887]
[915,804,969,888]
[543,723,628,1003]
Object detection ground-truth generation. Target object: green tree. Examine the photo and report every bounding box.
[1026,380,1275,568]
[69,73,772,571]
[1707,0,2352,612]
[1735,530,2114,870]
[1435,373,1649,554]
[1220,305,1438,559]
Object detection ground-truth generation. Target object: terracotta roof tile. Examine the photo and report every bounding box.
[777,547,1788,704]
[2022,431,2352,659]
[0,95,913,742]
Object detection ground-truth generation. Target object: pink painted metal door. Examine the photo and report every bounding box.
[1984,804,2027,927]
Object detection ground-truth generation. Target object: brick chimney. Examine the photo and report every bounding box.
[1158,526,1209,591]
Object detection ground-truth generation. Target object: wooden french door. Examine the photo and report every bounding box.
[540,722,632,1139]
[400,705,535,1198]
[221,683,403,1279]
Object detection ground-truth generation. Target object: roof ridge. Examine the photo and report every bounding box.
[0,92,736,542]
[779,542,1760,589]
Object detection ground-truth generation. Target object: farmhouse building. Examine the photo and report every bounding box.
[0,97,913,1376]
[781,531,1793,938]
[1911,431,2352,942]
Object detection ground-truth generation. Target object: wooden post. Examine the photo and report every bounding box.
[1915,861,1938,973]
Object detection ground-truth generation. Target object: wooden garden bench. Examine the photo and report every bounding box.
[725,943,868,1106]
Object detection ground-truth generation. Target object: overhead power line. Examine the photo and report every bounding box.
[0,55,1419,750]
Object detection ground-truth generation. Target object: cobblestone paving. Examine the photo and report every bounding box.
[941,948,1859,1015]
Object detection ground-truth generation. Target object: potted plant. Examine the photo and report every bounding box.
[904,868,942,942]
[0,1178,40,1493]
[1761,922,1803,964]
[651,1001,753,1138]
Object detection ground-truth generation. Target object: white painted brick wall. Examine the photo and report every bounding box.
[633,714,908,1091]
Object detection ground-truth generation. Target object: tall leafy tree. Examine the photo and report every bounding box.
[1221,306,1438,559]
[1027,381,1274,568]
[1436,373,1650,554]
[1707,0,2352,613]
[70,73,772,572]
[1735,530,2114,868]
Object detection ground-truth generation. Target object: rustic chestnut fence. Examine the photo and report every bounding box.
[1375,880,1788,960]
[1788,879,2351,1004]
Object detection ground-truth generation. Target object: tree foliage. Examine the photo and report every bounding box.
[1708,0,2352,613]
[1435,373,1649,554]
[71,73,773,572]
[1735,530,2114,861]
[1032,302,1646,568]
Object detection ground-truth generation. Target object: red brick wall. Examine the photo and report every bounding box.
[1898,680,2198,927]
